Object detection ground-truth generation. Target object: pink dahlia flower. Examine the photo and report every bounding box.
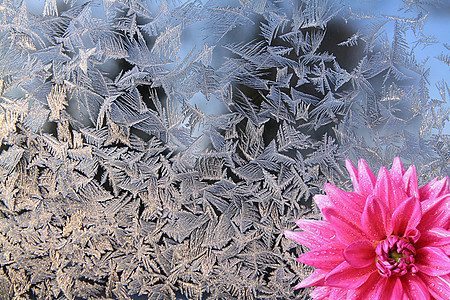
[285,157,450,299]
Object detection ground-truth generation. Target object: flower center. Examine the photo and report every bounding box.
[375,235,418,277]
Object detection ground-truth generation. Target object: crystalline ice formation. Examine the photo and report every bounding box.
[0,0,448,299]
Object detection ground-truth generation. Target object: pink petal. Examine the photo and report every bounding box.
[392,196,421,236]
[415,246,450,276]
[418,274,450,300]
[419,177,438,197]
[377,277,403,300]
[418,194,450,231]
[346,159,360,193]
[404,228,421,243]
[325,183,365,213]
[390,157,405,185]
[322,207,367,245]
[294,269,327,289]
[325,261,376,289]
[347,272,381,300]
[296,241,345,270]
[317,186,363,223]
[402,165,419,200]
[285,229,337,250]
[329,288,350,299]
[357,159,376,197]
[295,219,336,238]
[309,287,330,299]
[419,176,450,202]
[284,230,314,249]
[362,195,392,241]
[400,273,430,300]
[417,228,450,255]
[343,240,375,268]
[313,194,334,212]
[288,219,338,249]
[310,287,346,300]
[374,166,406,212]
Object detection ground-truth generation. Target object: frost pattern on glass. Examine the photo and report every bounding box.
[0,0,448,299]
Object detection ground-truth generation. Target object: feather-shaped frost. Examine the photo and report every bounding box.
[0,0,449,299]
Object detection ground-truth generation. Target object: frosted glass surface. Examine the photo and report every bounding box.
[0,0,448,299]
